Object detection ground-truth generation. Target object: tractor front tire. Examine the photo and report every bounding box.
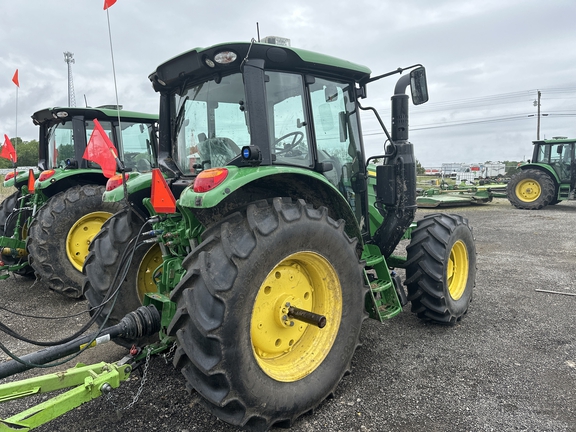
[27,185,122,298]
[83,208,162,347]
[405,213,476,324]
[168,198,367,431]
[506,169,556,210]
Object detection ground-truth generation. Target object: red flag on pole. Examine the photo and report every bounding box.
[1,135,17,163]
[103,0,117,9]
[83,119,118,178]
[12,69,19,87]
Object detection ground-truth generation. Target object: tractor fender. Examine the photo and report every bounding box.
[34,168,110,199]
[519,163,560,185]
[180,166,363,253]
[102,171,153,203]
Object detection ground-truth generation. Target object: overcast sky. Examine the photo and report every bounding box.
[1,0,575,167]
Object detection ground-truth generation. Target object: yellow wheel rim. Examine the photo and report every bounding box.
[66,211,112,272]
[251,251,342,382]
[447,240,469,301]
[515,178,541,202]
[136,244,162,302]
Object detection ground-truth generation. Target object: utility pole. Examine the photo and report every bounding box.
[64,51,76,107]
[533,90,541,140]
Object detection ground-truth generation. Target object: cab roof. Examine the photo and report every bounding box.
[532,137,576,145]
[149,41,372,91]
[31,106,158,126]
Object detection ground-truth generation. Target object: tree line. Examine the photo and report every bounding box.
[0,137,39,168]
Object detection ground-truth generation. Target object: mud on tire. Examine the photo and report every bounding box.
[168,198,367,431]
[405,213,476,324]
[83,208,162,348]
[27,185,123,298]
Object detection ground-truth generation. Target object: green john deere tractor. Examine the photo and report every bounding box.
[0,106,158,297]
[0,40,476,431]
[80,40,476,428]
[507,137,576,209]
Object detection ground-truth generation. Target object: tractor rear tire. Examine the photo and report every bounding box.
[83,208,162,348]
[506,169,556,210]
[168,198,367,430]
[27,185,122,298]
[0,190,34,277]
[405,213,476,324]
[0,190,19,236]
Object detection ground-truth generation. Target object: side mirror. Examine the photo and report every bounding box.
[410,67,429,105]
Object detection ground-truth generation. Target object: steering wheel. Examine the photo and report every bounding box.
[274,131,304,154]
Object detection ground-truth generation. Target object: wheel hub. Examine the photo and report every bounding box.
[136,244,162,303]
[447,240,469,300]
[516,178,541,202]
[251,251,342,382]
[66,211,113,271]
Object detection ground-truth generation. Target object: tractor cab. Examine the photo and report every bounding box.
[150,41,427,242]
[507,137,576,209]
[532,138,575,185]
[33,106,158,174]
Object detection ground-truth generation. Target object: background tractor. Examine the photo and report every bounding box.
[507,136,576,209]
[75,40,477,430]
[0,106,158,297]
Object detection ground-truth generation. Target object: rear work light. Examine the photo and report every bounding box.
[106,173,129,191]
[38,169,56,182]
[193,168,228,193]
[151,168,176,214]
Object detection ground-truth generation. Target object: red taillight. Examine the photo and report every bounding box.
[193,168,228,193]
[38,169,56,182]
[151,168,176,214]
[27,169,35,193]
[106,173,129,191]
[4,171,15,181]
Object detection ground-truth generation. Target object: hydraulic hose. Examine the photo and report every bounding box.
[0,305,161,380]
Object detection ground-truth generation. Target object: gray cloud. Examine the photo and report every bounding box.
[1,0,575,167]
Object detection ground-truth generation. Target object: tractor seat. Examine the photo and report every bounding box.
[197,137,240,169]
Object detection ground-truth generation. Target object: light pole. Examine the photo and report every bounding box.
[533,90,541,140]
[63,52,76,107]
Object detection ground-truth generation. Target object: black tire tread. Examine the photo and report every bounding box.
[27,185,122,298]
[405,213,476,324]
[0,190,34,277]
[167,198,367,431]
[506,169,556,210]
[0,190,19,236]
[83,208,159,347]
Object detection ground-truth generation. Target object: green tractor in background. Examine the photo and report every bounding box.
[79,40,476,430]
[507,137,576,210]
[0,106,158,297]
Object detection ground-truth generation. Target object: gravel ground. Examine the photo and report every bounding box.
[0,197,575,431]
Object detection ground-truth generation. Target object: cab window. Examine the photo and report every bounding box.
[115,121,156,172]
[266,72,311,168]
[309,78,363,214]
